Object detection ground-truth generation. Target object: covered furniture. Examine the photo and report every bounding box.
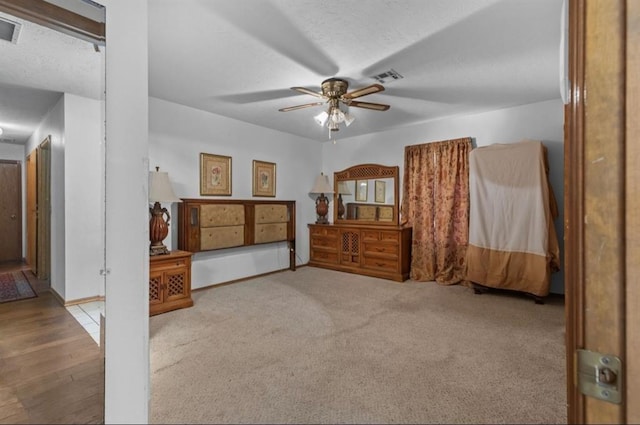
[465,140,560,298]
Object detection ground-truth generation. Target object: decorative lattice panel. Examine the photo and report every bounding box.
[149,277,161,302]
[335,164,397,180]
[167,273,185,297]
[342,232,359,255]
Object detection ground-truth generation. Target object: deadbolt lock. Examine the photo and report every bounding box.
[577,349,622,404]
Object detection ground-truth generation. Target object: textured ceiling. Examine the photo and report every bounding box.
[0,0,564,145]
[0,9,103,144]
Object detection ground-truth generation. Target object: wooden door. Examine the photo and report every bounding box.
[36,138,51,280]
[565,0,639,422]
[26,151,37,269]
[0,160,22,263]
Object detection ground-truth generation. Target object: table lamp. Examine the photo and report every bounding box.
[309,172,334,224]
[149,167,181,255]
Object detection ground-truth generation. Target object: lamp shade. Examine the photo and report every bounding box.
[149,170,181,202]
[309,173,334,194]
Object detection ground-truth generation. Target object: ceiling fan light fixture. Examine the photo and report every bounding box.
[314,111,328,126]
[331,107,343,122]
[281,77,388,134]
[343,111,355,126]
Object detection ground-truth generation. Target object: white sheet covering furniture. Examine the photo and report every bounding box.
[465,140,560,297]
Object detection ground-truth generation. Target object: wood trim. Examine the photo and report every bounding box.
[64,295,105,307]
[626,0,640,422]
[565,1,586,422]
[36,137,51,281]
[583,1,625,422]
[49,286,65,306]
[0,0,105,45]
[26,152,36,270]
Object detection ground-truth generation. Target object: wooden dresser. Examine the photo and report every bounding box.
[149,250,193,316]
[308,223,412,282]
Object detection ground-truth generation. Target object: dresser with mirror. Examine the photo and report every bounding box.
[308,164,412,282]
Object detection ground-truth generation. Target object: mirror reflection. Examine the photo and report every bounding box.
[334,164,399,225]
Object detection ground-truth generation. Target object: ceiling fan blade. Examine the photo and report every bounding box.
[343,83,385,99]
[348,100,390,111]
[291,87,325,98]
[278,102,325,112]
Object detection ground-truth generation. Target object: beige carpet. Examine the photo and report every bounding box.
[150,267,566,424]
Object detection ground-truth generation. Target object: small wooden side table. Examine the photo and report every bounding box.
[149,250,193,316]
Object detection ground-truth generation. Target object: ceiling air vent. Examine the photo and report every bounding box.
[0,17,22,44]
[370,69,404,84]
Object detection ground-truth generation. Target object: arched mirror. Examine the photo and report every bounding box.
[333,164,399,226]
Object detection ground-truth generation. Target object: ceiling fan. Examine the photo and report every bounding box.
[278,78,390,131]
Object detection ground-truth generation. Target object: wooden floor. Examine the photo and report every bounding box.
[0,262,104,424]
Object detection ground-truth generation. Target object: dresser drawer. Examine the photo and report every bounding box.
[363,242,399,257]
[362,255,399,272]
[310,226,340,238]
[311,236,338,250]
[150,258,188,271]
[361,230,400,243]
[311,249,339,264]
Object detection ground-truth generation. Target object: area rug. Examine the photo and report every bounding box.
[0,271,37,303]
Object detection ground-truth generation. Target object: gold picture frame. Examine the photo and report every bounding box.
[200,153,232,196]
[375,180,386,203]
[356,180,368,202]
[252,160,276,197]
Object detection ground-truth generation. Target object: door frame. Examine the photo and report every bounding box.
[26,151,36,270]
[35,136,51,281]
[565,0,638,422]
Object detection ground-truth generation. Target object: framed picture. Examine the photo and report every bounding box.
[200,153,232,196]
[252,160,276,197]
[356,180,368,202]
[375,180,386,203]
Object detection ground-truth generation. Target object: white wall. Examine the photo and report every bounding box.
[149,97,322,289]
[322,99,565,293]
[63,94,105,300]
[22,93,105,302]
[102,1,149,422]
[0,142,24,160]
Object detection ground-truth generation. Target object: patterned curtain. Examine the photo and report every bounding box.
[401,137,472,284]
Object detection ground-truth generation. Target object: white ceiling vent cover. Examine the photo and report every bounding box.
[370,69,404,84]
[0,17,22,44]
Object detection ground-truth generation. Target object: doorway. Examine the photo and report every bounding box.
[0,0,107,422]
[0,159,21,263]
[25,136,51,281]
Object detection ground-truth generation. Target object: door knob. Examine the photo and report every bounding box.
[11,214,16,219]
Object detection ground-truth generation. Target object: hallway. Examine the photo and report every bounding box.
[0,262,104,424]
